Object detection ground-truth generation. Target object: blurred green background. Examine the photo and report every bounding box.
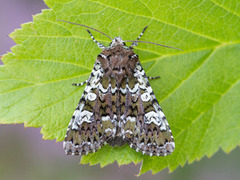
[0,0,239,180]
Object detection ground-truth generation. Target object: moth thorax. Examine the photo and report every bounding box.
[111,37,125,46]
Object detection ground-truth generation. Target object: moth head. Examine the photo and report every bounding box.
[109,37,127,47]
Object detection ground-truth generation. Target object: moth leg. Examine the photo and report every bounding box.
[72,80,88,86]
[147,76,160,80]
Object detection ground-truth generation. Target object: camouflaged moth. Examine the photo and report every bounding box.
[60,20,181,156]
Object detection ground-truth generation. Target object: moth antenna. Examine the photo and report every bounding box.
[130,26,148,48]
[86,29,105,49]
[125,40,183,51]
[57,19,113,40]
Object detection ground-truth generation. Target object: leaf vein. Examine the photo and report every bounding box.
[176,79,240,140]
[21,58,92,70]
[0,73,90,95]
[88,0,223,43]
[159,49,215,104]
[210,0,240,18]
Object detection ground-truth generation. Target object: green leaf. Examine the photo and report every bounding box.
[0,0,239,175]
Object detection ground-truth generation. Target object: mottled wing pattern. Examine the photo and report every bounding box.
[63,60,117,155]
[121,62,175,156]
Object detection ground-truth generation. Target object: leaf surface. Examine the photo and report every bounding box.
[0,0,239,175]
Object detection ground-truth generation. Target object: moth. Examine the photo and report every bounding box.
[60,20,181,156]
